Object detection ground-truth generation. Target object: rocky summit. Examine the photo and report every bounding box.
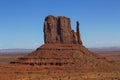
[11,15,118,72]
[44,15,82,44]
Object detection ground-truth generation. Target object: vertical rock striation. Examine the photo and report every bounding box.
[44,15,82,44]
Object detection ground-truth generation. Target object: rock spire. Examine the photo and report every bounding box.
[44,15,82,44]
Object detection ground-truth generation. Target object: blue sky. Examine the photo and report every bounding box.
[0,0,120,49]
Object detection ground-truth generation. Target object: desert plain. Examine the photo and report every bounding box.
[0,50,120,80]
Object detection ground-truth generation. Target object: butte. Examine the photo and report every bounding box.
[11,15,119,72]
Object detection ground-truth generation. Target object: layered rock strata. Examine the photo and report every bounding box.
[11,15,112,71]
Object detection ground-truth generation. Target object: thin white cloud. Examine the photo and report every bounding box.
[33,42,39,46]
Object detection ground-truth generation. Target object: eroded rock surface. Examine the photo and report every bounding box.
[11,15,116,72]
[44,15,82,44]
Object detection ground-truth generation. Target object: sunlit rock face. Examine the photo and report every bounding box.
[44,15,82,44]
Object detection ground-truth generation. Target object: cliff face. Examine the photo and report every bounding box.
[44,15,82,44]
[11,15,113,73]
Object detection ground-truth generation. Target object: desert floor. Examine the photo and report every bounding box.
[0,51,120,80]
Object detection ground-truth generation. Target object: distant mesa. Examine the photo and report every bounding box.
[10,15,116,72]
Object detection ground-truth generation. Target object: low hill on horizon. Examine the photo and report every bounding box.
[0,49,34,54]
[0,47,120,54]
[89,47,120,52]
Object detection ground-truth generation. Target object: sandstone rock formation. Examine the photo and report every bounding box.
[11,15,114,72]
[44,15,82,44]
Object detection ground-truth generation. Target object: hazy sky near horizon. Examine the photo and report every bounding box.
[0,0,120,49]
